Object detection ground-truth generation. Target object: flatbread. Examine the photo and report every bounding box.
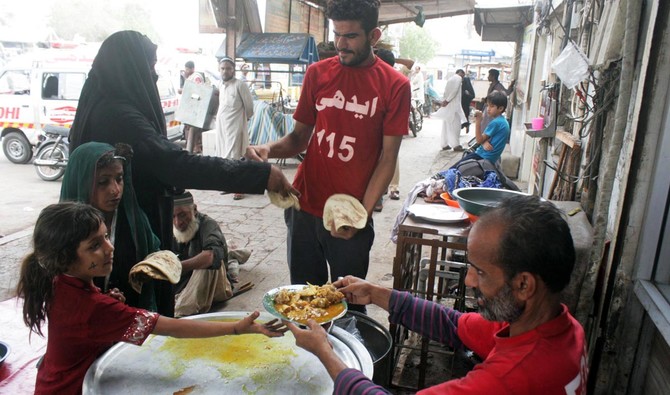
[322,194,368,232]
[129,250,182,293]
[268,191,301,210]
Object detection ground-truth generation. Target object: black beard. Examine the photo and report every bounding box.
[338,43,373,67]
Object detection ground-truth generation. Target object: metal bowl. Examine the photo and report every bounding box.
[0,340,10,365]
[451,187,532,217]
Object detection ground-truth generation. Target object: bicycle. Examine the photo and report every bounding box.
[409,100,423,137]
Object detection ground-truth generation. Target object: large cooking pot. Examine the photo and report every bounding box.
[451,187,532,217]
[83,311,373,394]
[335,311,392,387]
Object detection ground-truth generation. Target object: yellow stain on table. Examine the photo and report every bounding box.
[158,319,298,381]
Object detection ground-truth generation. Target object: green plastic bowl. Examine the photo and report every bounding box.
[451,188,532,216]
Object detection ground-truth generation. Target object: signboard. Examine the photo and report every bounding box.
[461,49,496,57]
[236,33,319,65]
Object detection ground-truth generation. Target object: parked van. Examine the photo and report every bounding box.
[0,50,182,163]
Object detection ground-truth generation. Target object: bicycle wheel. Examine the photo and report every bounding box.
[409,109,418,137]
[415,107,423,132]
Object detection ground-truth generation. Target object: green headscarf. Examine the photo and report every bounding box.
[60,142,161,309]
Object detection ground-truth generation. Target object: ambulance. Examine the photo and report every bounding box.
[0,49,182,164]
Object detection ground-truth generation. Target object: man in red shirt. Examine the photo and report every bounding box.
[287,195,588,394]
[246,0,410,311]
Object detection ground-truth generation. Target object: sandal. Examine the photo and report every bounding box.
[390,190,400,200]
[233,193,244,200]
[374,197,384,212]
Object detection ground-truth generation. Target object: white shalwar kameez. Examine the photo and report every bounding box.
[440,74,467,149]
[214,78,254,159]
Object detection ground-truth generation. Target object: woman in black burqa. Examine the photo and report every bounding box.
[70,30,296,316]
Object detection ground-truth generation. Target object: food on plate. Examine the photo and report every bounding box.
[273,284,346,323]
[322,194,367,232]
[268,191,301,210]
[129,250,182,293]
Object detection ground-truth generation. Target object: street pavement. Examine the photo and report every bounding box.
[0,117,476,325]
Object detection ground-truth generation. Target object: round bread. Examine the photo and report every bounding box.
[322,194,367,231]
[268,191,301,210]
[129,250,182,293]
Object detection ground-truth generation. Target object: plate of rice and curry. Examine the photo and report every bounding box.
[263,283,348,325]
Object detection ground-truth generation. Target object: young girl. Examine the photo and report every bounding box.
[16,202,286,395]
[60,142,168,314]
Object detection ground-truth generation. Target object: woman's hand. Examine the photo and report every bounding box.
[107,288,126,303]
[234,310,288,337]
[245,145,270,162]
[266,165,300,198]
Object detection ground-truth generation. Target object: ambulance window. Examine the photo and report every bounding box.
[0,71,30,95]
[156,73,175,100]
[42,72,86,100]
[42,75,59,99]
[59,72,86,100]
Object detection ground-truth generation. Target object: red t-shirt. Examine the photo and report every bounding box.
[35,275,158,395]
[292,56,411,217]
[421,305,588,395]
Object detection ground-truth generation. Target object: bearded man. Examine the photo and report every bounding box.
[214,56,255,200]
[286,195,588,395]
[171,191,250,317]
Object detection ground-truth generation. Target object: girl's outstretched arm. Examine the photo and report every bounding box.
[153,310,287,338]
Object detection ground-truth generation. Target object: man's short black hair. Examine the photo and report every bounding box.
[326,0,381,33]
[489,68,500,80]
[486,91,507,111]
[185,61,195,69]
[477,195,576,293]
[456,69,464,74]
[376,48,395,67]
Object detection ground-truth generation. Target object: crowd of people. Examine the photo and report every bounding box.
[12,0,588,394]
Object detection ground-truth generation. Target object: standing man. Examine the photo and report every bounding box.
[214,56,255,200]
[410,64,425,110]
[181,61,206,154]
[481,68,515,131]
[440,70,467,151]
[246,0,411,312]
[458,69,475,133]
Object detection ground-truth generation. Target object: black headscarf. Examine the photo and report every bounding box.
[70,30,166,148]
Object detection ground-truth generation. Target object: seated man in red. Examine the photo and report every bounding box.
[287,195,588,394]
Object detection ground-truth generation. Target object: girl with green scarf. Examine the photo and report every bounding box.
[60,142,164,312]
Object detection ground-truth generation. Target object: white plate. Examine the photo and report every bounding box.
[408,203,468,223]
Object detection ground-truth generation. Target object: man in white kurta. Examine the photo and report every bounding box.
[214,57,254,161]
[410,65,425,107]
[439,72,467,151]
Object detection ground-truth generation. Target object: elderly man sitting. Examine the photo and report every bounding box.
[171,191,252,317]
[287,195,588,394]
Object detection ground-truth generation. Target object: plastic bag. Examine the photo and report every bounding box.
[335,315,363,343]
[552,41,590,89]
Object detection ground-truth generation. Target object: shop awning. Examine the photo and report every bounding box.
[474,5,534,42]
[235,33,319,65]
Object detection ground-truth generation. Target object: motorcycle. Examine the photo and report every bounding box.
[33,125,69,181]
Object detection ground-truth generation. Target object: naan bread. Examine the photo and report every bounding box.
[268,191,301,210]
[129,250,182,293]
[322,194,367,232]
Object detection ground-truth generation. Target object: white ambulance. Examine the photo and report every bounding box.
[0,49,182,163]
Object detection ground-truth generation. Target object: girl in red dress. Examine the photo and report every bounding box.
[17,202,287,395]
